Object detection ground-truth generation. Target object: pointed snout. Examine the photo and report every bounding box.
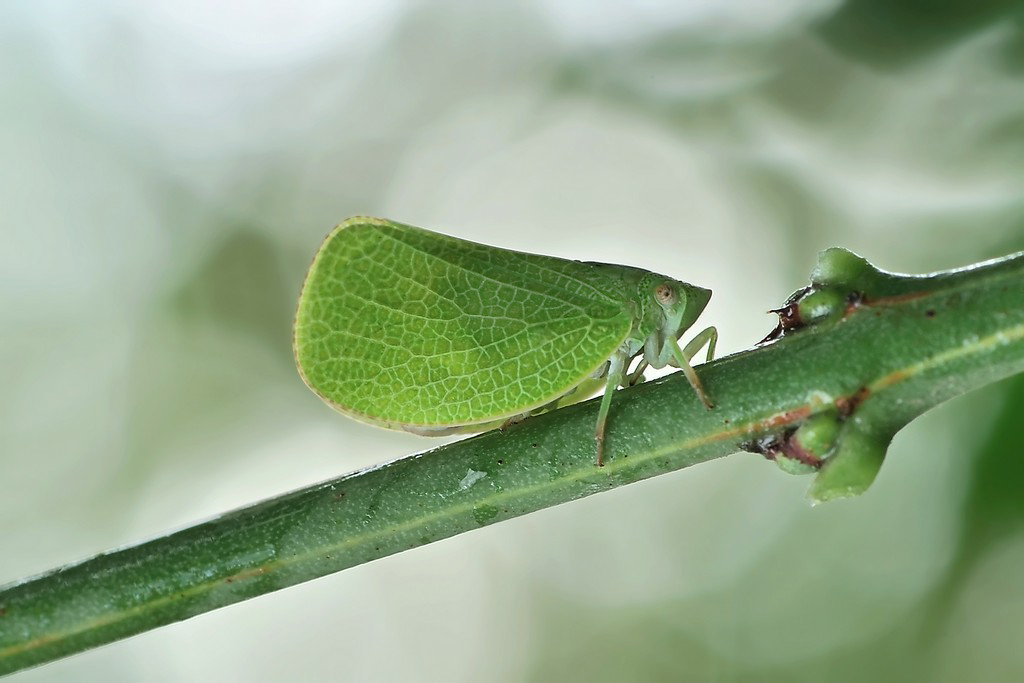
[679,283,712,330]
[687,284,712,313]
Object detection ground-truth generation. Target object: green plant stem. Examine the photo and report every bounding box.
[2,250,1023,676]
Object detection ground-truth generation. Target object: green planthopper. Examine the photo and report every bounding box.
[293,216,717,465]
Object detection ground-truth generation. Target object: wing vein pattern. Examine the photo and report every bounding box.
[295,219,635,427]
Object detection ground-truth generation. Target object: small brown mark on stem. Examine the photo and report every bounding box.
[843,291,866,317]
[760,287,809,344]
[740,434,784,459]
[223,566,269,584]
[780,433,824,467]
[861,290,929,307]
[763,406,813,429]
[835,386,870,418]
[741,429,824,468]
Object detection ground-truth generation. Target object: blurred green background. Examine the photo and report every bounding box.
[2,1,1024,681]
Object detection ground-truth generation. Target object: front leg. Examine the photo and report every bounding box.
[666,326,718,409]
[679,326,717,364]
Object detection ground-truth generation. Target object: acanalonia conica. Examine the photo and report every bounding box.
[293,216,717,465]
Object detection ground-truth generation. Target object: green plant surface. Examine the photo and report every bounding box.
[1,248,1022,676]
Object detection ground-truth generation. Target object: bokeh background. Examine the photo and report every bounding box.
[3,1,1024,681]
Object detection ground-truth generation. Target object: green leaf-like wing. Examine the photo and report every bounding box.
[294,217,634,429]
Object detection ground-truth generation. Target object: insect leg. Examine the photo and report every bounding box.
[625,357,649,387]
[594,349,629,467]
[682,325,717,363]
[499,412,531,431]
[667,326,718,409]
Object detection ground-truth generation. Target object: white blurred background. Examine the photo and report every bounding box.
[3,1,1024,681]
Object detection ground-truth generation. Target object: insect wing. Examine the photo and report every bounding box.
[293,217,633,429]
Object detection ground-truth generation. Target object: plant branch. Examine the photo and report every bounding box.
[2,249,1023,676]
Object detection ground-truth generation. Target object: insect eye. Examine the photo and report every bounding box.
[654,283,675,305]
